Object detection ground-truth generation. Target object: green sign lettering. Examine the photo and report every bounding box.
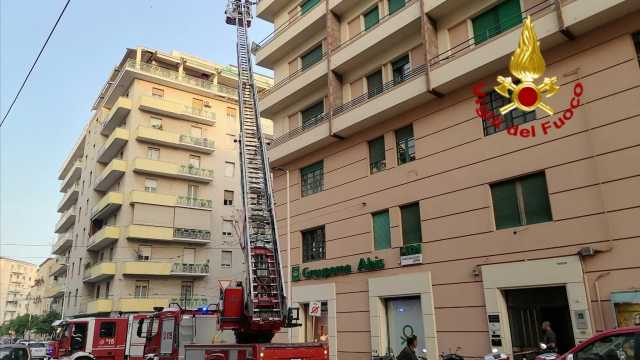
[292,257,384,281]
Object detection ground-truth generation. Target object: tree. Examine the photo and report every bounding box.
[33,311,60,336]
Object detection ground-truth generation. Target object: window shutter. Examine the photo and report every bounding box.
[301,44,323,70]
[369,137,386,164]
[364,6,380,30]
[373,210,391,250]
[497,0,522,33]
[301,100,325,128]
[300,0,321,14]
[520,173,552,225]
[472,7,499,45]
[367,70,383,97]
[396,125,414,141]
[401,203,422,245]
[389,0,406,15]
[491,180,521,229]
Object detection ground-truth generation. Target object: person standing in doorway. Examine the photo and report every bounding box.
[397,335,419,360]
[540,321,558,353]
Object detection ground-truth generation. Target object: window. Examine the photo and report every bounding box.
[221,251,233,268]
[472,0,522,45]
[302,227,325,263]
[147,147,160,160]
[401,203,421,245]
[189,155,201,168]
[301,44,323,70]
[191,126,203,138]
[192,98,204,111]
[386,297,425,355]
[364,6,380,31]
[303,301,328,342]
[150,116,162,130]
[74,289,78,306]
[151,87,164,98]
[301,161,323,197]
[78,258,82,275]
[388,0,406,15]
[226,107,237,127]
[301,100,324,129]
[633,32,640,61]
[182,248,195,264]
[99,322,116,338]
[144,178,158,193]
[372,210,391,250]
[137,245,151,261]
[300,0,320,15]
[188,184,199,199]
[392,54,411,84]
[224,190,234,206]
[491,172,552,229]
[225,162,235,177]
[366,69,383,98]
[180,281,193,303]
[574,334,636,360]
[134,280,149,298]
[483,90,536,136]
[105,281,110,298]
[222,220,234,237]
[369,137,386,173]
[396,125,416,165]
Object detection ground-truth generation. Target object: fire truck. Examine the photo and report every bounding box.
[48,315,147,360]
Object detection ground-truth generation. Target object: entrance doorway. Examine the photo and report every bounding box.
[504,286,575,359]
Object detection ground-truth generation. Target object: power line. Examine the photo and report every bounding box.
[0,0,71,128]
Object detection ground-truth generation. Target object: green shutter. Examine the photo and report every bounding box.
[401,203,422,245]
[364,6,380,31]
[396,125,415,165]
[396,125,413,141]
[301,100,324,127]
[520,173,552,225]
[472,8,499,45]
[369,137,386,173]
[497,0,522,33]
[373,211,391,250]
[491,180,521,229]
[389,0,406,15]
[301,44,323,70]
[392,55,411,82]
[301,0,321,15]
[301,161,323,196]
[367,70,383,97]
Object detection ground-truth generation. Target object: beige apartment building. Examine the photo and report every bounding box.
[255,0,640,359]
[0,257,37,323]
[27,257,66,316]
[52,47,273,317]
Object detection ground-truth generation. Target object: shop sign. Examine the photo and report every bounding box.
[291,257,384,282]
[400,243,422,266]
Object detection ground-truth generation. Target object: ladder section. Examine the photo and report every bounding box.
[230,0,286,325]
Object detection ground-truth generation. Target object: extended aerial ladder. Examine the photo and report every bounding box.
[221,0,296,344]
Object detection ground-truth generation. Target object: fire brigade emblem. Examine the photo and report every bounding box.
[495,16,558,115]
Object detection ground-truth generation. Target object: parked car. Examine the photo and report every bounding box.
[0,344,31,360]
[26,343,47,360]
[556,327,639,360]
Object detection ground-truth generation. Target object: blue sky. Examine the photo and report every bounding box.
[0,0,273,264]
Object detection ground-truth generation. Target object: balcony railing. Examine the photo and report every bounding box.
[123,59,237,98]
[171,262,210,274]
[178,134,215,149]
[333,64,427,116]
[178,165,214,178]
[428,0,554,68]
[174,228,211,241]
[259,49,327,99]
[181,104,217,122]
[176,196,213,209]
[170,297,209,309]
[220,65,272,89]
[257,0,325,47]
[269,112,329,149]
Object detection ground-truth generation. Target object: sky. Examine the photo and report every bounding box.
[0,0,274,265]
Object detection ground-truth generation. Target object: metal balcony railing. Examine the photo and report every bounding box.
[428,0,554,68]
[174,228,211,241]
[269,112,329,149]
[259,49,327,99]
[178,134,215,149]
[257,0,325,48]
[176,196,213,209]
[179,165,214,178]
[171,262,210,274]
[170,297,209,309]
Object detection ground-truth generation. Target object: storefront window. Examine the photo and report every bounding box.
[303,301,329,342]
[386,297,424,356]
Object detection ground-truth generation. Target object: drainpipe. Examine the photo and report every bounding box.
[594,272,610,331]
[553,0,575,40]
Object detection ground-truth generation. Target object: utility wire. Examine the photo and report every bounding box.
[0,0,71,128]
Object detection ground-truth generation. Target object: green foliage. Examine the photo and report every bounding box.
[0,311,60,337]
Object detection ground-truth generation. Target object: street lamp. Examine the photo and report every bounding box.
[272,166,291,343]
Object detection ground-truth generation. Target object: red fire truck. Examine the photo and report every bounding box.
[49,315,147,360]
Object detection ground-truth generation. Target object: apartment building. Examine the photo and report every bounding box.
[0,257,37,323]
[26,258,66,316]
[256,0,640,359]
[52,47,273,317]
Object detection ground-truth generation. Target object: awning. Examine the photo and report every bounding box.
[610,290,640,304]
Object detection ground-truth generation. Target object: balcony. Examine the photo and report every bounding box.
[52,232,73,255]
[268,113,337,166]
[123,261,209,277]
[101,97,132,136]
[60,160,83,193]
[86,299,113,314]
[57,184,79,213]
[51,261,68,277]
[132,158,214,183]
[83,262,116,283]
[97,128,129,164]
[256,0,290,21]
[218,65,273,93]
[331,0,421,74]
[55,206,77,234]
[103,59,235,110]
[332,65,432,136]
[259,55,328,117]
[117,298,169,312]
[87,226,120,251]
[138,95,217,127]
[255,0,326,68]
[126,225,212,245]
[90,192,123,221]
[129,190,213,210]
[135,126,215,154]
[46,284,64,298]
[94,159,127,192]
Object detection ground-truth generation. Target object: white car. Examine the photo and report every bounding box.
[26,342,47,360]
